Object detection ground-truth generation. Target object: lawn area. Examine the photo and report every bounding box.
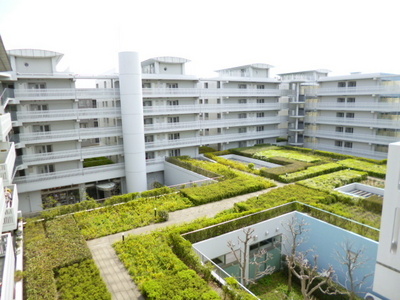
[249,271,303,300]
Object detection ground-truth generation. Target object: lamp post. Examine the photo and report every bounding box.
[154,207,157,218]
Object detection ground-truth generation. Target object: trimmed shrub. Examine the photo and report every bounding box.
[338,159,387,178]
[361,195,383,214]
[83,157,114,168]
[278,162,344,183]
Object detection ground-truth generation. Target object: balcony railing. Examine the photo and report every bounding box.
[0,142,15,185]
[306,102,400,112]
[0,88,14,106]
[2,184,19,232]
[14,162,125,184]
[305,116,400,129]
[143,103,282,116]
[316,85,400,96]
[144,117,284,133]
[0,114,12,142]
[0,233,15,300]
[14,126,123,145]
[13,88,120,101]
[305,129,400,145]
[21,145,124,166]
[145,129,285,151]
[15,107,121,123]
[305,144,388,160]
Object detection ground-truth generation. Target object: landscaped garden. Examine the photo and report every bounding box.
[23,144,386,299]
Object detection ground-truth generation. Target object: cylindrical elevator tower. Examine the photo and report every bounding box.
[118,51,147,193]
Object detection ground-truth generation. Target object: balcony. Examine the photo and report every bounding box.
[142,88,284,98]
[14,126,122,146]
[316,85,400,96]
[15,107,121,124]
[0,89,14,106]
[307,144,388,160]
[143,103,282,116]
[0,114,11,142]
[0,233,15,300]
[2,184,18,232]
[306,102,400,112]
[14,163,125,193]
[305,129,400,145]
[13,88,120,101]
[305,116,400,129]
[145,129,286,151]
[144,117,284,133]
[20,145,124,166]
[0,143,15,185]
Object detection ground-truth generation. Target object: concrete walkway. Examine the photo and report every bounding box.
[87,183,284,300]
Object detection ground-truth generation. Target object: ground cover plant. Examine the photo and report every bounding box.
[254,149,322,163]
[279,162,344,183]
[74,193,192,240]
[24,215,110,300]
[203,152,261,175]
[338,159,387,179]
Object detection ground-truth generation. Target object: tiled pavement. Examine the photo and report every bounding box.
[87,183,285,300]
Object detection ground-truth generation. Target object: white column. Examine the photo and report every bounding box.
[118,52,147,193]
[373,141,400,299]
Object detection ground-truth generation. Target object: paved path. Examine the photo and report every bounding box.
[87,183,285,300]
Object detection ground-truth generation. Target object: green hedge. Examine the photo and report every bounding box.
[204,153,261,175]
[254,149,322,163]
[361,195,383,214]
[278,162,344,183]
[260,157,312,181]
[338,159,387,179]
[40,199,100,220]
[83,157,114,168]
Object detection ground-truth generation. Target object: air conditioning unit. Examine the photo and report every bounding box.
[364,292,383,300]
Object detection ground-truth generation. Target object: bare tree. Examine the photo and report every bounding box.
[227,227,275,286]
[335,240,373,300]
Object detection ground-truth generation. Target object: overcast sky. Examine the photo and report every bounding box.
[1,0,399,78]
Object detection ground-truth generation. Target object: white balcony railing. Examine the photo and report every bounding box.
[21,145,124,166]
[305,129,400,145]
[0,233,15,300]
[14,88,120,101]
[316,85,400,96]
[0,143,15,185]
[306,144,388,160]
[15,126,122,145]
[306,102,400,112]
[2,184,19,232]
[16,107,121,123]
[143,103,282,116]
[0,114,12,142]
[305,116,400,129]
[145,129,285,151]
[144,117,285,133]
[14,163,125,184]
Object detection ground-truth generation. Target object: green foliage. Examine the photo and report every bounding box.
[40,199,100,220]
[278,162,344,183]
[204,153,261,175]
[24,216,103,300]
[223,277,257,300]
[260,157,312,181]
[113,233,219,299]
[255,149,321,163]
[83,156,114,168]
[75,193,192,239]
[338,159,387,178]
[199,146,217,154]
[55,259,111,300]
[361,195,383,214]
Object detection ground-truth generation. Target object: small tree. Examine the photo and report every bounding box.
[335,240,373,300]
[227,227,275,286]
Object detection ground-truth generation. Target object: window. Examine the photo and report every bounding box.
[344,141,353,148]
[238,127,247,133]
[238,84,247,89]
[38,164,55,174]
[347,97,355,103]
[168,149,181,157]
[217,98,221,104]
[346,113,355,118]
[257,112,265,118]
[142,82,151,88]
[143,101,152,106]
[217,81,221,89]
[348,81,356,87]
[30,104,48,111]
[345,127,354,133]
[33,125,50,132]
[238,113,247,119]
[257,84,265,89]
[337,98,345,103]
[36,145,52,153]
[144,118,153,125]
[28,83,46,89]
[146,152,155,160]
[257,99,265,104]
[217,128,222,133]
[336,112,345,118]
[166,83,178,88]
[167,100,179,106]
[257,126,264,132]
[167,116,179,123]
[204,113,209,119]
[217,113,221,119]
[336,127,344,132]
[145,135,154,143]
[204,82,208,88]
[338,82,346,88]
[239,99,247,104]
[168,133,180,140]
[335,141,343,147]
[256,139,264,144]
